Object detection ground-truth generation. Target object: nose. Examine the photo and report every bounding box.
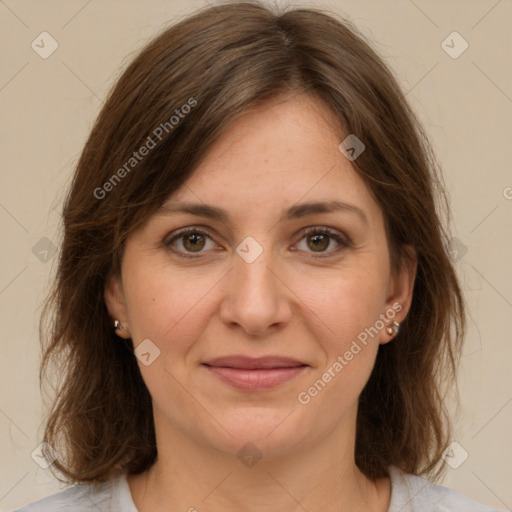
[218,240,293,337]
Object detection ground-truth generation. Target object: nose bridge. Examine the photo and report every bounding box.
[219,234,291,335]
[234,234,279,301]
[238,244,275,290]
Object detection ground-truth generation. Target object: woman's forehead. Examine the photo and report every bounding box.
[160,96,379,217]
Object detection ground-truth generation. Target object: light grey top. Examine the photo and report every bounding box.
[11,466,500,511]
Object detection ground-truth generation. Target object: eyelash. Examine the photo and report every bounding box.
[164,226,351,260]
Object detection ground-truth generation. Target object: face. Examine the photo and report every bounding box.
[105,93,416,461]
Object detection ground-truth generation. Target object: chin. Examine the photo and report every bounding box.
[203,408,313,461]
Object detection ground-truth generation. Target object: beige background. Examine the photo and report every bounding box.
[1,0,511,510]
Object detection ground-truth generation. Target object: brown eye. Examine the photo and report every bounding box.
[295,227,350,257]
[165,228,215,258]
[165,226,349,259]
[307,233,330,252]
[182,232,206,252]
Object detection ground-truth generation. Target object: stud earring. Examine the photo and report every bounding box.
[114,319,125,332]
[386,321,400,337]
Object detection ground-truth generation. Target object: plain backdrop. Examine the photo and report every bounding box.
[1,0,511,510]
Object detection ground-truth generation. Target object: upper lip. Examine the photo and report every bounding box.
[202,355,307,369]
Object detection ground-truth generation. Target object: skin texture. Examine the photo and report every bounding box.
[105,93,417,512]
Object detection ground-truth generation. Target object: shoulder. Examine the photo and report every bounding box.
[388,467,501,512]
[9,475,119,512]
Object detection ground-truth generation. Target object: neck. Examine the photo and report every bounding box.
[128,409,391,512]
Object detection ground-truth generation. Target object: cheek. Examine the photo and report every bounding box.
[292,263,387,402]
[122,258,218,348]
[296,273,385,419]
[293,264,388,343]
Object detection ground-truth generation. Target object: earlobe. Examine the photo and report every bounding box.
[386,321,401,337]
[380,245,417,344]
[104,272,130,338]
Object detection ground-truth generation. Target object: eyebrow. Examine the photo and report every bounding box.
[157,200,369,226]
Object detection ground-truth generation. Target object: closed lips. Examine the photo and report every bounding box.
[202,356,307,370]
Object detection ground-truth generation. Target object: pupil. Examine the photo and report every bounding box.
[182,233,330,253]
[185,233,204,251]
[310,234,328,251]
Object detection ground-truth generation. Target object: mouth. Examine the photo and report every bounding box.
[202,355,307,369]
[201,355,309,391]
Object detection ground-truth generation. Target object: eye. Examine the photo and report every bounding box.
[164,226,350,259]
[293,226,350,257]
[164,227,218,258]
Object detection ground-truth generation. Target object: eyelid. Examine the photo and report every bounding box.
[293,226,351,257]
[164,224,351,258]
[163,226,220,259]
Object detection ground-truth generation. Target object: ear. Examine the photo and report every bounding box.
[380,244,417,344]
[104,271,131,339]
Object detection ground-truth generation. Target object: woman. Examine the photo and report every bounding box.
[12,1,499,511]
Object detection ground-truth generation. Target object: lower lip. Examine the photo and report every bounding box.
[203,365,307,390]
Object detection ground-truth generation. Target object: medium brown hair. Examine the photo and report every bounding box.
[40,1,465,483]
